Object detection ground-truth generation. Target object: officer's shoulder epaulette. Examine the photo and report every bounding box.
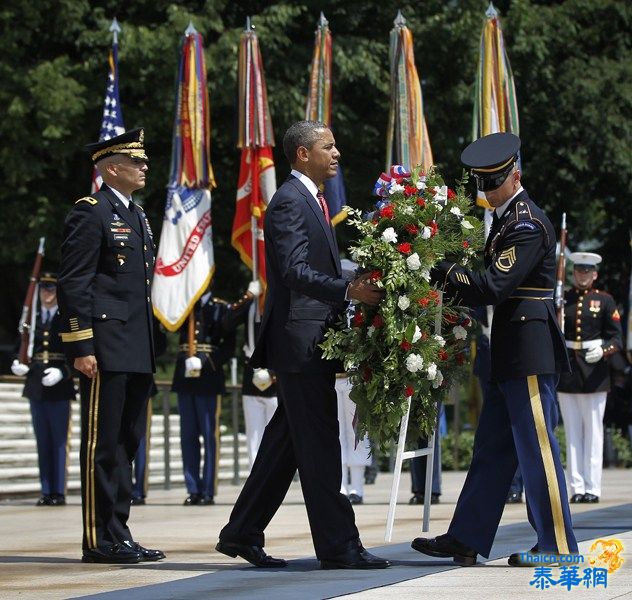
[592,289,613,298]
[75,196,99,206]
[507,200,541,233]
[212,297,228,304]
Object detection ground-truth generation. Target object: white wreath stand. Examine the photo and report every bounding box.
[385,292,443,542]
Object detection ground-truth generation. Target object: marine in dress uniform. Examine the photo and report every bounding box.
[58,129,164,564]
[11,273,75,506]
[412,133,578,567]
[557,252,623,503]
[172,288,250,505]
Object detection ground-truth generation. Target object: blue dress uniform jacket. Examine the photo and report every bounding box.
[436,190,570,381]
[58,184,155,373]
[558,288,623,393]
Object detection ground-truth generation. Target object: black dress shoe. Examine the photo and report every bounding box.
[122,540,165,561]
[348,493,363,505]
[581,493,599,503]
[411,533,477,566]
[198,495,215,505]
[409,493,424,505]
[49,494,66,506]
[506,492,523,504]
[184,494,201,506]
[82,544,142,564]
[130,496,146,506]
[321,546,390,570]
[215,540,287,568]
[508,545,543,567]
[36,495,52,506]
[570,493,585,503]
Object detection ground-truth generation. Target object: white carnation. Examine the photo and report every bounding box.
[450,206,463,218]
[461,220,474,230]
[433,334,446,347]
[412,325,422,343]
[405,353,424,373]
[367,326,376,338]
[398,296,410,310]
[400,205,413,215]
[406,253,421,270]
[432,369,444,389]
[420,268,431,282]
[434,185,448,204]
[421,226,432,240]
[382,227,398,243]
[389,183,405,195]
[426,362,438,380]
[416,177,427,190]
[453,325,467,340]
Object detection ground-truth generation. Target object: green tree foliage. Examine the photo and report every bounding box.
[0,0,630,344]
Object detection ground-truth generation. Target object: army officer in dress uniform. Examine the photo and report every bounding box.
[412,133,578,567]
[58,128,164,564]
[173,282,261,506]
[557,252,623,503]
[11,272,75,506]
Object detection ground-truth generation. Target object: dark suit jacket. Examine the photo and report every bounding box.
[58,184,155,373]
[251,175,348,373]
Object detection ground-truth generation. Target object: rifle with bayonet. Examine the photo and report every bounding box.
[555,213,567,329]
[18,238,45,364]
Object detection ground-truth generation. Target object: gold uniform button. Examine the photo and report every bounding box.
[147,297,150,303]
[43,331,49,337]
[195,329,199,335]
[145,262,149,268]
[146,279,150,285]
[144,245,147,251]
[43,341,49,347]
[101,314,107,319]
[120,242,125,246]
[520,316,526,321]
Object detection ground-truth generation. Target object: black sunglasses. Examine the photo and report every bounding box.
[472,165,515,192]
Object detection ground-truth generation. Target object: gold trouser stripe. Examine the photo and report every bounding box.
[85,373,100,549]
[64,404,72,496]
[527,375,570,555]
[214,395,222,496]
[143,402,152,496]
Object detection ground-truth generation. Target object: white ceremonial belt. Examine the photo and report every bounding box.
[565,339,603,350]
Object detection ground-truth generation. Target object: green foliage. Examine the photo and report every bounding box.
[608,427,632,467]
[441,429,475,471]
[0,0,630,343]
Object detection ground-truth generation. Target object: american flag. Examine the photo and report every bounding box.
[91,39,125,192]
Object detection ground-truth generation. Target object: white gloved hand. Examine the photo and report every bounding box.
[247,280,262,297]
[184,355,203,377]
[11,359,29,376]
[42,367,63,387]
[585,345,604,364]
[252,368,273,392]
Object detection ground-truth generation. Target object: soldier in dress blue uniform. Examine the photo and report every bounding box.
[11,272,75,506]
[411,133,578,567]
[558,252,623,503]
[58,128,164,564]
[173,283,261,506]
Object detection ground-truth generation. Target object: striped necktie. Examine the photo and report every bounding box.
[316,191,330,224]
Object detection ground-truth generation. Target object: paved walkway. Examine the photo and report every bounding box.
[1,470,630,599]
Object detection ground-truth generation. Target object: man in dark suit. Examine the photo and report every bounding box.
[412,133,578,567]
[58,128,164,564]
[217,120,388,570]
[11,272,75,506]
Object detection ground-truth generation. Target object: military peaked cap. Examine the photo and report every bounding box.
[85,127,148,163]
[461,132,521,191]
[39,272,58,288]
[569,252,602,269]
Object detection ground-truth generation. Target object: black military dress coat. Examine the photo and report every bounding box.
[58,184,155,373]
[557,288,623,393]
[435,190,570,381]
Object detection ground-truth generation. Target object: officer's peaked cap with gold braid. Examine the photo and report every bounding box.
[85,127,148,163]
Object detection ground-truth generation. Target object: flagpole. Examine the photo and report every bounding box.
[109,16,121,44]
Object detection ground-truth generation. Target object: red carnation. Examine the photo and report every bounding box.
[404,385,415,397]
[362,366,372,381]
[398,242,412,255]
[372,314,384,328]
[371,219,378,225]
[456,352,466,366]
[445,313,458,324]
[369,269,382,281]
[439,349,449,361]
[421,331,429,341]
[400,340,412,352]
[380,205,395,219]
[428,220,439,237]
[447,188,457,200]
[405,224,419,235]
[428,290,440,304]
[417,297,430,308]
[352,311,364,327]
[416,198,426,207]
[427,187,437,196]
[404,185,418,197]
[462,318,471,327]
[462,240,470,248]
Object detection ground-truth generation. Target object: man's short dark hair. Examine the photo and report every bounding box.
[282,120,328,164]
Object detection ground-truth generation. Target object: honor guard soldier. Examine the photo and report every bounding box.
[557,252,623,503]
[11,272,75,506]
[58,128,164,564]
[172,283,260,506]
[413,133,578,566]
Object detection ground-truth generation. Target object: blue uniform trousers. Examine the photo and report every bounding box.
[132,403,151,499]
[448,374,577,557]
[178,393,220,497]
[29,399,71,496]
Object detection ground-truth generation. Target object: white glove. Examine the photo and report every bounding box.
[252,368,273,392]
[42,367,63,387]
[184,355,203,377]
[11,360,29,376]
[585,345,604,364]
[247,280,262,297]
